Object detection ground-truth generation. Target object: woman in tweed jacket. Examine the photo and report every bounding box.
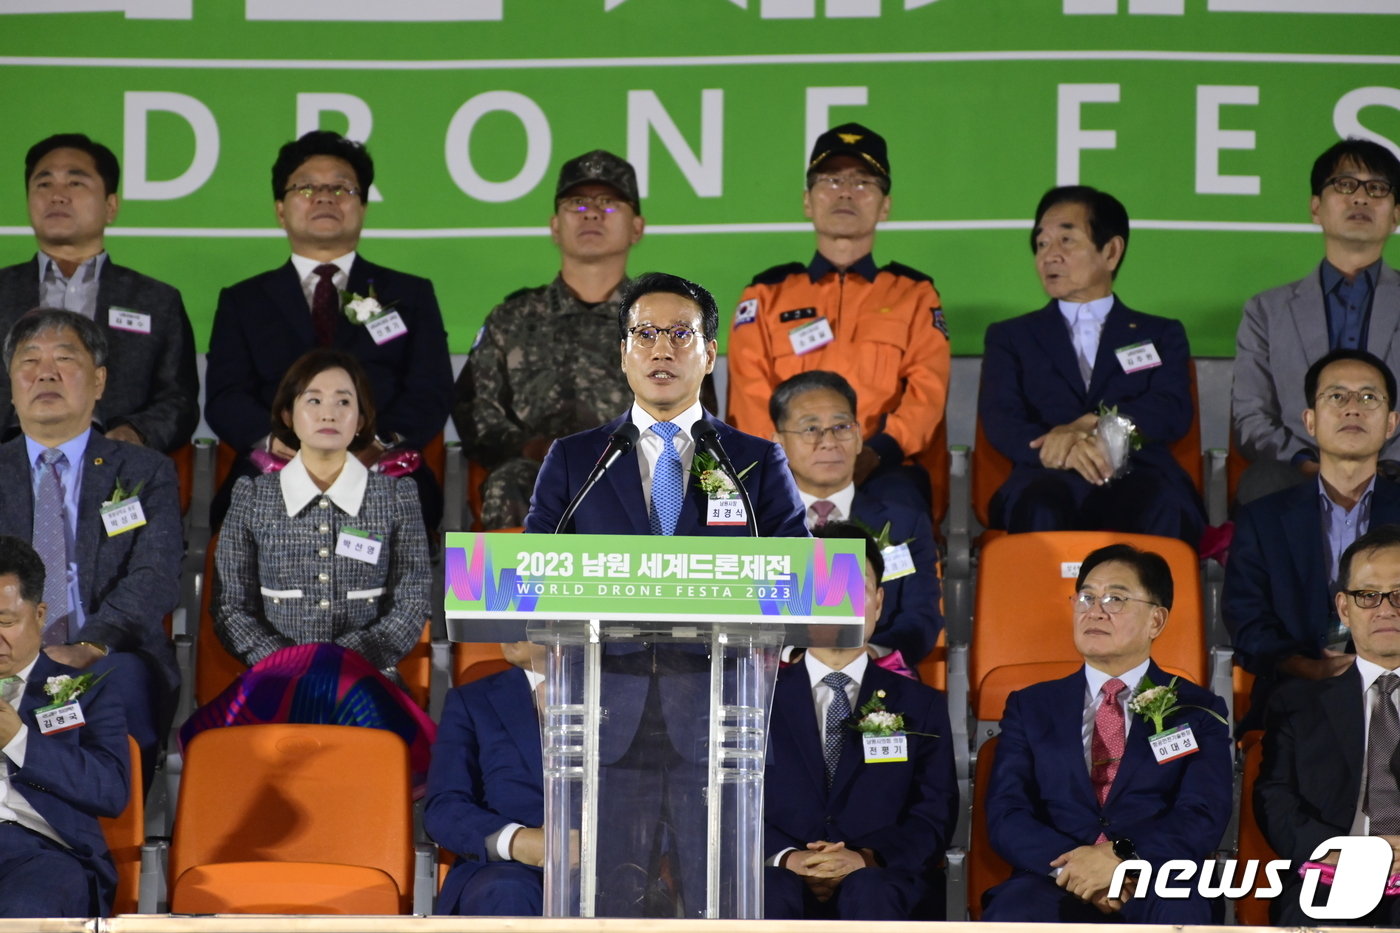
[183,349,434,780]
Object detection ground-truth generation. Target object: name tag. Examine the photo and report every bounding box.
[881,542,915,581]
[1148,724,1199,764]
[336,528,383,564]
[1115,340,1162,374]
[862,733,908,763]
[366,310,408,345]
[706,497,747,526]
[788,318,834,356]
[36,701,85,735]
[100,498,147,536]
[108,307,151,334]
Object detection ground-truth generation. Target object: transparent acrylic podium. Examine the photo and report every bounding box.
[443,532,865,919]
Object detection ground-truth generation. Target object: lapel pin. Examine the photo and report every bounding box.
[93,457,104,465]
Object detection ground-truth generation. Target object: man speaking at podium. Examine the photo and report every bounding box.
[524,271,807,917]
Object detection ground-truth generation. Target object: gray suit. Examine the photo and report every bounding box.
[1232,259,1400,463]
[0,255,200,453]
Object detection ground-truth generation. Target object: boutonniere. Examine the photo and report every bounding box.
[1129,675,1227,764]
[848,689,938,739]
[690,452,754,499]
[102,477,144,509]
[44,671,108,706]
[340,280,399,325]
[852,519,913,551]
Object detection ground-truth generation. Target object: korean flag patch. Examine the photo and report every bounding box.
[733,298,758,328]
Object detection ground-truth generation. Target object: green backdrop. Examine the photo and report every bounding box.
[1,0,1397,356]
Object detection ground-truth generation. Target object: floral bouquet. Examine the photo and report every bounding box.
[1096,403,1144,481]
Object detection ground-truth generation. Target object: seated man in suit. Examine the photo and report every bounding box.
[0,308,182,786]
[770,370,942,665]
[1233,138,1400,504]
[0,133,199,453]
[765,522,957,920]
[1256,523,1400,925]
[205,130,452,530]
[979,186,1204,546]
[1226,348,1400,731]
[0,534,130,917]
[425,641,545,916]
[983,543,1232,924]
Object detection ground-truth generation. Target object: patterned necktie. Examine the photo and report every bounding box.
[33,448,70,646]
[1366,673,1400,834]
[1091,677,1127,807]
[810,499,836,529]
[311,263,340,347]
[1074,305,1099,387]
[822,671,853,786]
[648,422,684,536]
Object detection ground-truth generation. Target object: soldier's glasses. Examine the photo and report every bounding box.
[559,196,624,214]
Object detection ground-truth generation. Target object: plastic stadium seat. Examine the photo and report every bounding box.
[965,735,1011,920]
[1235,730,1276,926]
[98,736,144,914]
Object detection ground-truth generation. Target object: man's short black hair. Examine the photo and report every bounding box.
[1075,543,1173,610]
[617,272,719,344]
[1304,348,1397,411]
[1339,523,1400,591]
[1030,185,1131,279]
[1310,138,1400,197]
[25,133,120,197]
[272,130,374,205]
[0,535,47,605]
[814,520,883,585]
[4,307,109,371]
[769,371,858,428]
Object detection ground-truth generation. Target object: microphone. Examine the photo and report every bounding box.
[554,423,641,534]
[690,419,758,537]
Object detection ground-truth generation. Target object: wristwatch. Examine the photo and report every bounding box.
[1112,837,1138,861]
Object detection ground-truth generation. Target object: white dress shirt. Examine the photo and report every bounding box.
[1058,295,1115,375]
[799,483,856,530]
[290,251,356,310]
[1080,658,1150,773]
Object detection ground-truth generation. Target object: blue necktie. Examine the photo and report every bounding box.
[823,671,853,786]
[34,448,70,646]
[649,421,684,536]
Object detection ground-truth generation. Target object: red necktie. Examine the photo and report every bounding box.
[1091,677,1127,807]
[810,499,836,529]
[311,263,339,347]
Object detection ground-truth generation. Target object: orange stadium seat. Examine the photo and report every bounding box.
[98,736,144,915]
[965,735,1012,920]
[1235,730,1277,926]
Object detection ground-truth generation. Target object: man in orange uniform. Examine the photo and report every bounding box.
[725,123,949,507]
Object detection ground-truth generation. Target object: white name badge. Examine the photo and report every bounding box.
[707,497,747,526]
[862,733,908,763]
[100,498,147,536]
[788,317,834,356]
[1147,724,1199,764]
[366,310,409,345]
[36,701,85,735]
[108,307,151,334]
[881,542,915,580]
[336,529,383,564]
[1115,340,1163,374]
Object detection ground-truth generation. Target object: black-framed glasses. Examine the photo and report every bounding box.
[1345,589,1400,610]
[627,325,701,348]
[778,423,859,445]
[1325,176,1395,199]
[1314,389,1387,411]
[558,195,625,214]
[1070,592,1158,614]
[284,183,361,200]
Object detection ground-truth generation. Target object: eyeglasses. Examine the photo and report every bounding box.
[1314,389,1388,410]
[1325,176,1395,199]
[559,195,626,215]
[778,423,860,445]
[284,183,362,200]
[1345,589,1400,609]
[627,325,702,348]
[1070,592,1158,614]
[809,174,884,194]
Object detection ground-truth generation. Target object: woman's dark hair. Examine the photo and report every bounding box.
[269,348,377,453]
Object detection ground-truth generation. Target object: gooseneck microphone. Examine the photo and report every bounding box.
[690,419,759,537]
[554,422,641,534]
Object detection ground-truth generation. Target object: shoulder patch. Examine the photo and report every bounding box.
[881,261,934,285]
[932,308,948,338]
[749,262,806,287]
[733,298,758,328]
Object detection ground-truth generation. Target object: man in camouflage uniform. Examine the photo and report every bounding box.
[453,151,643,529]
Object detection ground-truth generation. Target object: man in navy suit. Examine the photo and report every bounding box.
[769,370,942,664]
[982,543,1232,923]
[205,130,452,529]
[765,523,957,920]
[0,309,182,788]
[425,641,545,916]
[0,534,130,917]
[979,186,1203,545]
[1227,349,1400,731]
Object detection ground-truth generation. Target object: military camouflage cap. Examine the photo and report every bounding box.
[554,150,641,211]
[808,122,890,187]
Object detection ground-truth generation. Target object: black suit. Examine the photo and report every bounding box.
[0,256,199,452]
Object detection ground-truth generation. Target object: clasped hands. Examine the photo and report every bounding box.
[1051,842,1135,914]
[1030,414,1112,486]
[783,840,874,902]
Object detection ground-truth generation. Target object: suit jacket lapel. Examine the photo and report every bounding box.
[0,439,35,532]
[7,256,42,313]
[829,671,880,799]
[76,435,117,612]
[1370,263,1400,364]
[1086,299,1132,403]
[1032,303,1087,402]
[1289,267,1330,364]
[487,667,544,772]
[1050,670,1102,809]
[1283,483,1326,612]
[1103,661,1169,807]
[1322,664,1365,792]
[776,667,828,797]
[599,416,650,535]
[271,260,318,347]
